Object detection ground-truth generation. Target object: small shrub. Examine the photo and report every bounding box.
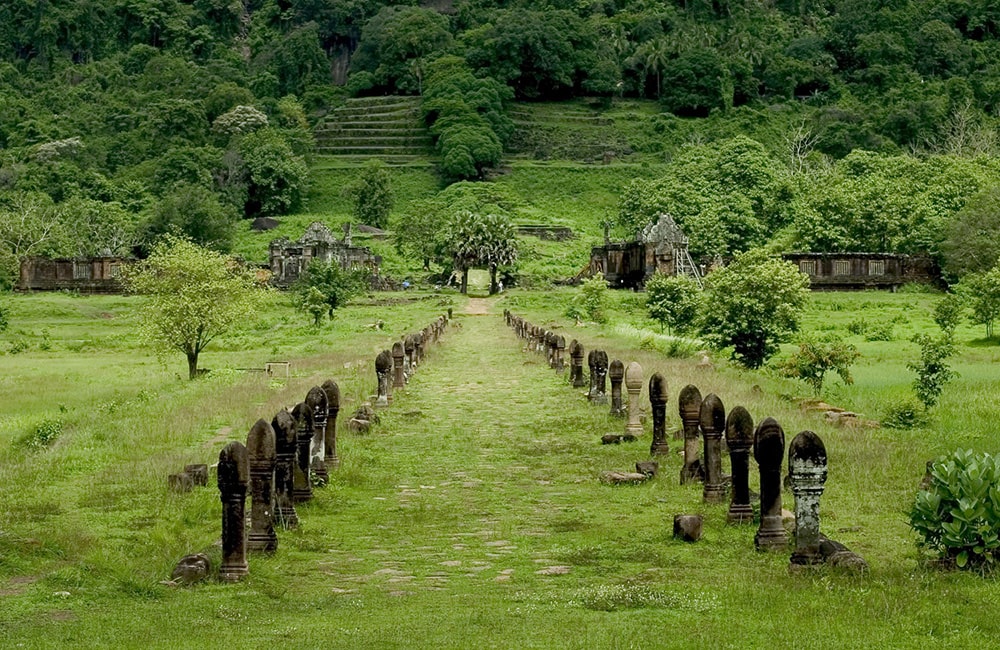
[566,276,609,323]
[778,335,859,395]
[864,321,895,341]
[908,333,956,409]
[8,338,29,354]
[0,301,8,331]
[881,399,928,429]
[18,418,64,451]
[846,318,868,335]
[910,449,1000,571]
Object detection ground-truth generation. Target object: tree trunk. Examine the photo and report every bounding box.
[460,268,468,295]
[489,265,498,295]
[187,351,200,380]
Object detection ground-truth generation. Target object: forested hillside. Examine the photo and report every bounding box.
[2,0,1000,286]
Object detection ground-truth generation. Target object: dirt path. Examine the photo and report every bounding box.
[464,297,491,315]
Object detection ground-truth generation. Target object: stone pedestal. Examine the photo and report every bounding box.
[322,380,340,470]
[789,431,828,567]
[624,362,643,437]
[291,402,314,503]
[404,335,416,377]
[754,417,787,551]
[570,341,587,388]
[673,515,703,542]
[271,409,298,528]
[306,386,329,483]
[700,393,726,503]
[184,464,208,486]
[555,336,566,372]
[392,342,406,389]
[725,406,754,524]
[218,441,249,582]
[608,359,625,417]
[414,333,425,365]
[246,419,277,552]
[648,373,669,456]
[375,350,392,408]
[678,384,703,484]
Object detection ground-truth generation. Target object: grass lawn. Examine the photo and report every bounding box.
[0,289,997,648]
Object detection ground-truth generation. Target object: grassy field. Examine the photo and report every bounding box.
[1,288,998,648]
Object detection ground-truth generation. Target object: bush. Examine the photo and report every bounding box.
[778,335,859,395]
[881,399,928,429]
[645,273,701,334]
[18,417,64,451]
[864,321,895,341]
[0,301,8,331]
[566,275,609,323]
[908,333,956,409]
[910,449,1000,570]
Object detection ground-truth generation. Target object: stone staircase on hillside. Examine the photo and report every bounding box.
[507,103,628,162]
[314,96,435,165]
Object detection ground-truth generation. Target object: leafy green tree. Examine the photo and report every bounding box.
[441,209,518,295]
[700,249,810,369]
[779,335,860,395]
[141,183,238,253]
[959,266,1000,339]
[941,186,1000,278]
[0,192,68,286]
[934,293,965,337]
[661,48,729,116]
[294,260,366,326]
[238,128,308,217]
[121,236,265,379]
[567,275,609,324]
[350,6,452,93]
[645,273,701,334]
[347,159,393,229]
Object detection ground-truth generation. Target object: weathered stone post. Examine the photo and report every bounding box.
[404,335,416,377]
[649,373,669,456]
[589,350,609,404]
[218,441,249,582]
[271,409,298,528]
[609,359,625,417]
[384,348,395,404]
[624,362,643,437]
[754,417,787,551]
[392,342,406,389]
[700,393,726,503]
[306,386,329,482]
[678,384,703,484]
[789,431,828,567]
[570,341,587,387]
[545,332,556,368]
[321,380,340,470]
[725,406,754,524]
[290,402,314,503]
[246,419,278,552]
[414,332,425,364]
[587,349,597,398]
[555,336,566,372]
[375,350,392,407]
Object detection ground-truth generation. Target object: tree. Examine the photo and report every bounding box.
[238,128,309,218]
[347,160,393,229]
[141,183,238,253]
[660,48,729,117]
[293,260,366,326]
[645,273,701,334]
[779,335,860,395]
[0,192,68,286]
[700,249,810,369]
[121,236,265,379]
[908,333,956,409]
[441,210,519,294]
[566,275,609,324]
[959,266,1000,339]
[941,186,1000,278]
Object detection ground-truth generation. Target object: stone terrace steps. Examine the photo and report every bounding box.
[314,96,435,163]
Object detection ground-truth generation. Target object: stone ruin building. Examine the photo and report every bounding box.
[268,222,381,288]
[782,252,940,291]
[588,213,702,289]
[17,256,131,293]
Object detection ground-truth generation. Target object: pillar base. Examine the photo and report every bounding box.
[218,563,248,582]
[247,533,278,553]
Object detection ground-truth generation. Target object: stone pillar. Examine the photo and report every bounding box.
[321,380,340,470]
[725,406,754,524]
[246,419,278,553]
[392,342,406,389]
[271,409,298,528]
[218,441,249,582]
[587,349,597,399]
[754,417,787,551]
[649,373,669,456]
[404,335,416,377]
[291,402,314,503]
[624,362,643,437]
[789,430,828,567]
[609,359,625,417]
[448,307,453,320]
[588,350,608,404]
[700,393,726,503]
[414,332,425,364]
[570,341,587,388]
[545,332,556,368]
[678,384,703,484]
[306,386,329,482]
[555,336,566,372]
[375,350,392,407]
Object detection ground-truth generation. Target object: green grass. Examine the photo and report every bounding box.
[1,290,999,647]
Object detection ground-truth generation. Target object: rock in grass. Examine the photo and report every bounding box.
[171,553,211,585]
[601,471,649,484]
[673,515,703,542]
[168,472,193,493]
[635,461,659,477]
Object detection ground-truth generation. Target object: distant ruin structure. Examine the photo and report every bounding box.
[268,222,381,288]
[589,214,702,289]
[782,252,940,291]
[17,256,130,293]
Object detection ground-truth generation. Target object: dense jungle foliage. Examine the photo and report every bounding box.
[2,0,1000,286]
